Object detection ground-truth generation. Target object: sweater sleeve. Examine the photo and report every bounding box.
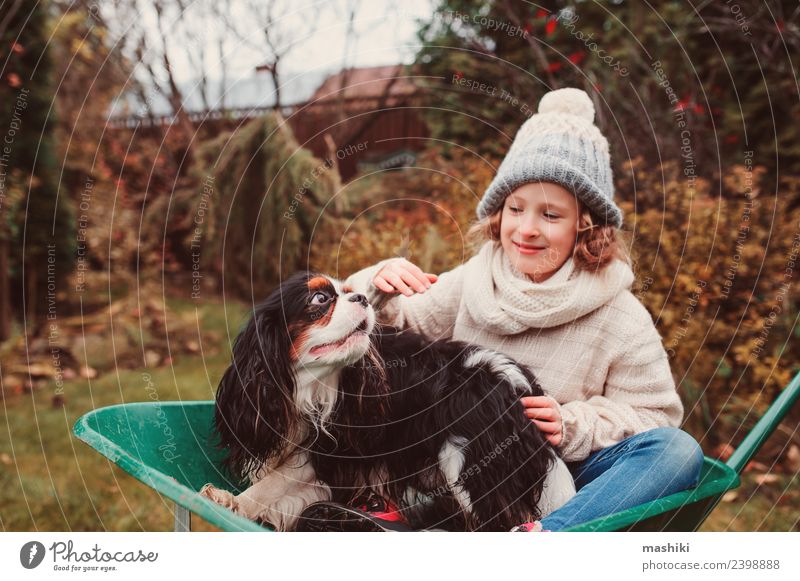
[556,321,684,462]
[343,259,466,341]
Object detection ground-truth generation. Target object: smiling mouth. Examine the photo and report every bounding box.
[310,319,369,356]
[513,241,546,253]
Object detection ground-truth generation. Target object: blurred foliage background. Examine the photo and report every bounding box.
[0,0,798,531]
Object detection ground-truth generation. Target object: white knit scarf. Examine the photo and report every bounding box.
[463,241,635,333]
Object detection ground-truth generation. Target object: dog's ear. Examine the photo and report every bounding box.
[214,306,297,478]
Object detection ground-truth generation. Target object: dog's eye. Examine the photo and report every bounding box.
[309,292,329,305]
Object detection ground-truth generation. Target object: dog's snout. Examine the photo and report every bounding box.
[348,293,368,308]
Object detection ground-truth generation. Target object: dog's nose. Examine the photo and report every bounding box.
[348,293,368,308]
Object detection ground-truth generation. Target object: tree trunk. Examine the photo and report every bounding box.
[0,238,10,341]
[25,261,36,331]
[271,67,282,111]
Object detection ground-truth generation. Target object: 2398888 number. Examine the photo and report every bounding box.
[731,560,780,570]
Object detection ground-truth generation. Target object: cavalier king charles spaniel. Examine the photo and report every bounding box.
[199,271,575,530]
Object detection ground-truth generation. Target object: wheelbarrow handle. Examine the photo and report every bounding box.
[726,370,800,475]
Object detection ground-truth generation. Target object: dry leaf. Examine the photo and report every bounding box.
[722,490,739,502]
[754,474,780,486]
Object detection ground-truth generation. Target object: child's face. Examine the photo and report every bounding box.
[500,182,580,283]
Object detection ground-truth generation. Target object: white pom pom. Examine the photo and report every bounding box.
[538,88,595,122]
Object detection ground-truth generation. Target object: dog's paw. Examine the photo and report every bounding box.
[199,483,239,511]
[199,484,275,526]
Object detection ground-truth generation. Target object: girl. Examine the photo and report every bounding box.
[345,88,704,532]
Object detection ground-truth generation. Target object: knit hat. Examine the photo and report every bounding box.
[476,88,623,227]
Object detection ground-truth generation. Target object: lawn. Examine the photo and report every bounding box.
[0,296,248,532]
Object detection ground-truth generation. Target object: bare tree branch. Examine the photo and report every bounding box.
[0,0,25,50]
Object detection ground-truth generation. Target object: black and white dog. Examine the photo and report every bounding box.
[200,271,575,530]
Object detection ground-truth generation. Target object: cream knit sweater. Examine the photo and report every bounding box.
[345,241,684,463]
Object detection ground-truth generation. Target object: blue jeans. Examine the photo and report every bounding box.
[540,427,704,531]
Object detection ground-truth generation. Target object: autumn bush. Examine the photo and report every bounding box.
[619,158,800,456]
[311,147,497,278]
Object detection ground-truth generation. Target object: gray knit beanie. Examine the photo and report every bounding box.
[476,88,623,227]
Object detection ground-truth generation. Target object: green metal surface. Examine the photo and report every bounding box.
[73,369,800,531]
[73,401,270,532]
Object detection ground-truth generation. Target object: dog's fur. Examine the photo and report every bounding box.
[200,271,575,530]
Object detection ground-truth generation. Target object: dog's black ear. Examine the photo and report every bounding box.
[214,305,297,478]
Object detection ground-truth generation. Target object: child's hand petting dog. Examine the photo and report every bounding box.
[520,395,563,447]
[373,258,438,297]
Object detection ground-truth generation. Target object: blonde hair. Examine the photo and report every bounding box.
[466,202,630,272]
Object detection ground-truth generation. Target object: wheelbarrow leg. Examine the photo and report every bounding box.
[174,504,192,532]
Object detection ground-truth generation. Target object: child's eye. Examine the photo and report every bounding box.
[544,212,560,219]
[509,206,522,213]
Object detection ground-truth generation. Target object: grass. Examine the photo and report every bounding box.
[701,473,799,531]
[1,294,796,532]
[0,296,248,532]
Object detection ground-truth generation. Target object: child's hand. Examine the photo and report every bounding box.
[373,258,439,297]
[520,396,563,446]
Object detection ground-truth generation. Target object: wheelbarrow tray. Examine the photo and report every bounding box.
[73,400,742,532]
[562,457,739,531]
[73,401,267,532]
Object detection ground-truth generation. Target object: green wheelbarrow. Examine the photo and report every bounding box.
[72,371,800,532]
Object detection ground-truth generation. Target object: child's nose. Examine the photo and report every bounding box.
[519,217,542,238]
